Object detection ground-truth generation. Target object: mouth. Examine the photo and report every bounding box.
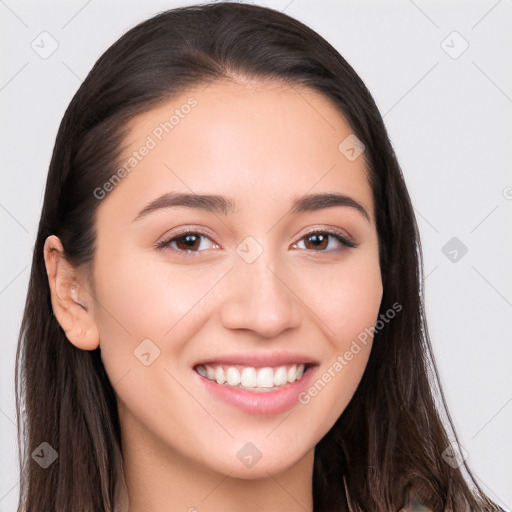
[194,363,312,392]
[192,354,319,415]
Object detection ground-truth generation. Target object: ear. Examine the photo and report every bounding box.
[43,235,100,351]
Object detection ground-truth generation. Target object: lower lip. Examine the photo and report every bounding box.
[195,366,317,415]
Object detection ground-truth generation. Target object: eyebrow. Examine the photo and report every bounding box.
[132,191,370,222]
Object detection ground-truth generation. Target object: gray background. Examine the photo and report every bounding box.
[1,0,511,510]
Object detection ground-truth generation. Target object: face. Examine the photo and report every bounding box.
[84,80,382,478]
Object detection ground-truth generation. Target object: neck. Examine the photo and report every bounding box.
[119,412,314,512]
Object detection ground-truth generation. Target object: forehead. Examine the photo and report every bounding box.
[97,79,374,224]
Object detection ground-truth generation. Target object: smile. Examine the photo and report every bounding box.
[193,355,318,415]
[194,363,307,391]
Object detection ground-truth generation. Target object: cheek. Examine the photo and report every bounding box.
[93,254,220,338]
[298,248,383,347]
[90,253,226,378]
[333,261,382,343]
[294,249,382,424]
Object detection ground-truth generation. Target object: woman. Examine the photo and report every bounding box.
[16,3,502,511]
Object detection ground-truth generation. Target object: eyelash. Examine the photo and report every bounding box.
[155,228,357,255]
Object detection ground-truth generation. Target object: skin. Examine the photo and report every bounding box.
[44,79,383,512]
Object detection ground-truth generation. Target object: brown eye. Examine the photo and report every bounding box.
[156,231,217,254]
[294,230,357,252]
[174,234,201,251]
[304,233,328,250]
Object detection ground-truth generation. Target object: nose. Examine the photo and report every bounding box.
[219,254,303,338]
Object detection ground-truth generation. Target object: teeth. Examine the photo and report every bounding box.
[273,366,287,386]
[287,365,296,382]
[197,363,307,390]
[215,366,226,385]
[226,367,241,386]
[256,367,274,388]
[206,366,215,380]
[241,367,257,387]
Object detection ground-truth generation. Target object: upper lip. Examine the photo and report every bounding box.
[193,351,319,368]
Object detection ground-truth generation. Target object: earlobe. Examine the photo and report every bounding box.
[43,235,100,351]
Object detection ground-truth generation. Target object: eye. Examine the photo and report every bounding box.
[155,227,357,255]
[292,229,357,252]
[155,230,219,254]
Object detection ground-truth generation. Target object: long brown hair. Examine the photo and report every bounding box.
[16,3,501,511]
